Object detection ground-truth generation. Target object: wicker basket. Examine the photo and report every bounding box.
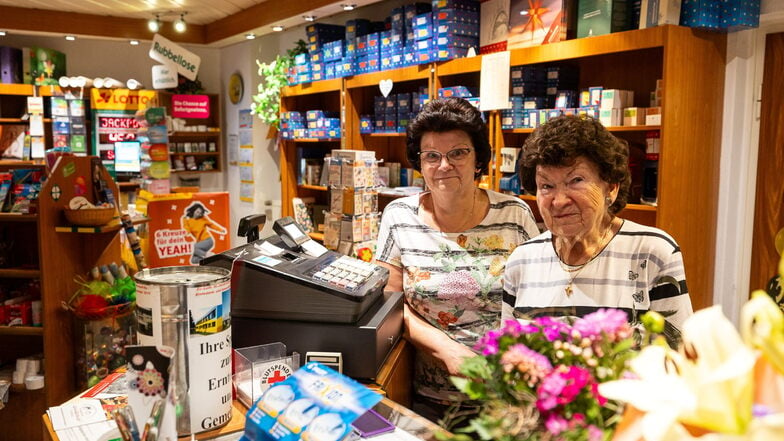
[64,208,115,226]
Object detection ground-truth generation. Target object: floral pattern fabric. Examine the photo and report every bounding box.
[375,190,539,401]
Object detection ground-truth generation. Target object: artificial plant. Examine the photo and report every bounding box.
[251,39,307,129]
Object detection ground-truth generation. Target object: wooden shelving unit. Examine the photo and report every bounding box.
[0,326,44,336]
[280,25,725,311]
[155,92,223,173]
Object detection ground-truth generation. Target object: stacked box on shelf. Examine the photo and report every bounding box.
[545,66,579,108]
[306,110,341,139]
[413,12,435,64]
[293,52,311,84]
[307,23,346,54]
[599,89,634,126]
[432,2,480,61]
[501,96,524,129]
[438,85,476,98]
[323,149,381,257]
[311,50,324,81]
[280,111,306,140]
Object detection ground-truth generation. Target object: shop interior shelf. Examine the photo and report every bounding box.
[170,169,220,174]
[504,125,661,134]
[299,184,327,191]
[0,213,38,222]
[170,151,221,156]
[0,268,41,278]
[282,78,342,97]
[345,65,431,88]
[367,132,406,137]
[0,325,43,336]
[170,131,221,137]
[0,118,52,124]
[54,216,149,233]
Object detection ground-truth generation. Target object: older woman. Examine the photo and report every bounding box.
[502,115,692,344]
[375,98,539,421]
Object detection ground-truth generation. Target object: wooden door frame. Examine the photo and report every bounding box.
[715,10,784,324]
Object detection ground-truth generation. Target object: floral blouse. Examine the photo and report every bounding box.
[375,190,539,401]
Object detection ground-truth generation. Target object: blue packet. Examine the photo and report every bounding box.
[240,362,382,441]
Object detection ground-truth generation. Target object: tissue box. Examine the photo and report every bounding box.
[623,107,646,126]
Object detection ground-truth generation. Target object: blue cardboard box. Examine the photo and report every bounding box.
[432,0,480,12]
[435,34,479,48]
[434,9,479,24]
[435,20,480,37]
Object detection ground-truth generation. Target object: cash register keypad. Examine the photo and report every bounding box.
[312,256,377,291]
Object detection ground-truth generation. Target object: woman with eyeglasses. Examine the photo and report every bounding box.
[374,98,539,423]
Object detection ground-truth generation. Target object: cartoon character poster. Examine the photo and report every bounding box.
[146,192,230,267]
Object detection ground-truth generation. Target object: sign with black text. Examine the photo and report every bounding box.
[149,34,200,81]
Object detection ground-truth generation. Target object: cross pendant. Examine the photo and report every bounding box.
[565,283,573,297]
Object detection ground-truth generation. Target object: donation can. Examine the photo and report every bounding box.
[133,266,232,435]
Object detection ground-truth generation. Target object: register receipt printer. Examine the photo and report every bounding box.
[202,215,403,380]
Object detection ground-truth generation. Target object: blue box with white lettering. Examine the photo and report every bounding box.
[390,30,405,45]
[390,6,405,23]
[511,81,546,97]
[435,34,479,48]
[523,97,548,109]
[356,35,368,55]
[325,62,336,79]
[380,31,392,47]
[397,93,412,111]
[367,55,380,72]
[380,55,394,70]
[436,46,471,60]
[294,52,309,66]
[384,115,397,131]
[414,23,434,40]
[434,9,479,24]
[310,50,323,64]
[367,32,380,51]
[374,119,385,133]
[414,12,433,27]
[360,115,373,134]
[555,90,578,109]
[374,96,386,114]
[432,0,480,12]
[323,41,344,62]
[439,86,474,98]
[546,66,579,83]
[415,49,435,64]
[336,57,356,77]
[390,52,405,67]
[297,73,312,84]
[345,38,357,56]
[415,38,434,52]
[435,20,480,37]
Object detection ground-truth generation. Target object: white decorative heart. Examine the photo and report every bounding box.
[379,79,394,97]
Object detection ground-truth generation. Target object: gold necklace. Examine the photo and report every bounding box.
[558,225,612,297]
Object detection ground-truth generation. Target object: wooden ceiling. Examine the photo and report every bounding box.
[0,0,381,46]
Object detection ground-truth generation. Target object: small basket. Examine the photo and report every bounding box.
[62,295,135,321]
[63,208,115,226]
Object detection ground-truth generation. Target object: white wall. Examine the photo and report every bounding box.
[714,0,784,323]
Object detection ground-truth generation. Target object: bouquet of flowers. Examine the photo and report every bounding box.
[451,309,647,441]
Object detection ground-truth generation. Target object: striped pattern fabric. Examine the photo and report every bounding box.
[502,220,693,340]
[376,189,539,401]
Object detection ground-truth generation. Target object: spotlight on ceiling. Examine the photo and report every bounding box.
[0,31,7,36]
[130,39,140,45]
[148,15,161,32]
[272,25,284,32]
[303,15,317,22]
[65,35,76,41]
[245,33,256,40]
[341,4,356,10]
[173,13,187,33]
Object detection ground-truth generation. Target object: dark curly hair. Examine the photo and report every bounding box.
[406,97,490,179]
[520,115,631,215]
[185,202,207,218]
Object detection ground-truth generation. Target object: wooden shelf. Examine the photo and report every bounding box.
[0,213,38,222]
[0,160,45,168]
[282,78,342,97]
[170,131,221,137]
[505,125,660,134]
[346,65,431,88]
[170,169,220,174]
[0,326,43,336]
[366,132,406,137]
[170,151,221,156]
[55,216,149,233]
[290,138,341,143]
[299,184,327,191]
[0,268,41,278]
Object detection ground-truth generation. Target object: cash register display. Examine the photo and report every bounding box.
[273,217,310,249]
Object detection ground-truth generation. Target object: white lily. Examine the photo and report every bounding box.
[600,306,758,440]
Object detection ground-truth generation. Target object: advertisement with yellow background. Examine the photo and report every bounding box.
[140,191,230,267]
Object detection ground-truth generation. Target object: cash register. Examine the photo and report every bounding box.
[202,215,403,380]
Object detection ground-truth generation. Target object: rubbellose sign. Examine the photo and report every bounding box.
[149,33,201,81]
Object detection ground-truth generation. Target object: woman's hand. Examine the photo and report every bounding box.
[403,304,476,376]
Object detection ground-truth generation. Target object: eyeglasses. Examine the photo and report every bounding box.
[419,147,474,164]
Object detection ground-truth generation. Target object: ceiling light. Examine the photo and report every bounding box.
[65,35,76,41]
[129,39,140,45]
[0,31,6,36]
[245,33,256,40]
[303,15,316,22]
[341,4,356,10]
[272,25,284,32]
[148,15,161,32]
[174,14,187,33]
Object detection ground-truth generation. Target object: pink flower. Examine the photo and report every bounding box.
[533,317,571,341]
[499,344,553,385]
[501,319,537,337]
[573,308,629,339]
[536,366,595,411]
[544,413,569,435]
[475,329,504,355]
[587,425,604,441]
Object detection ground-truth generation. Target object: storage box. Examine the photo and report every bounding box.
[623,107,646,126]
[599,107,622,126]
[232,343,301,409]
[577,0,631,38]
[646,106,662,125]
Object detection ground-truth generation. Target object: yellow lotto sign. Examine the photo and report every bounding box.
[90,88,157,110]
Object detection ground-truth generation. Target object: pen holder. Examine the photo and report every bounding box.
[233,342,301,408]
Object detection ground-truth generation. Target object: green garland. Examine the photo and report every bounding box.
[251,39,307,129]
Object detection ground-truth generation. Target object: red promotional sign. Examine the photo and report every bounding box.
[171,94,210,119]
[146,192,230,267]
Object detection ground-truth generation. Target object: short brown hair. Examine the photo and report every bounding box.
[407,98,490,179]
[520,115,631,215]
